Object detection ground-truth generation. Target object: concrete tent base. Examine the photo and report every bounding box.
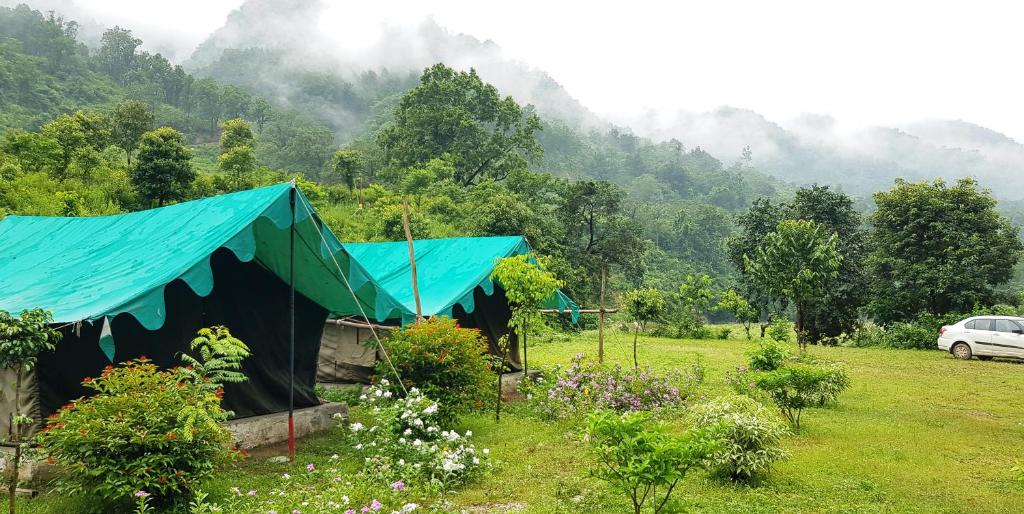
[227,402,348,450]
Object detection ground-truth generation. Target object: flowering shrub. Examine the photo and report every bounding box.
[520,353,701,419]
[37,357,243,506]
[688,395,789,481]
[375,317,493,426]
[345,380,489,490]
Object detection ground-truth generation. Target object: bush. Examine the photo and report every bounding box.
[521,353,701,419]
[754,361,848,430]
[375,317,492,426]
[746,338,789,371]
[37,358,242,506]
[717,327,733,340]
[346,380,489,490]
[587,410,718,514]
[689,395,789,481]
[766,318,792,343]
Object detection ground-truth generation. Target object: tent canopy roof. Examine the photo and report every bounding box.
[0,183,398,329]
[342,236,580,323]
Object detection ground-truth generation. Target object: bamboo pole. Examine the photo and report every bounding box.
[402,197,423,322]
[598,264,606,363]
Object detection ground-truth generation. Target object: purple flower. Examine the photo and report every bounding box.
[134,490,150,498]
[306,463,315,472]
[391,480,405,491]
[371,499,383,511]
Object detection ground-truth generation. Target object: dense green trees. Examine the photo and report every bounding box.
[110,100,154,165]
[376,64,542,186]
[867,179,1023,322]
[744,220,842,349]
[132,127,195,206]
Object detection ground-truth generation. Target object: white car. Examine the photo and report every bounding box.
[937,316,1024,360]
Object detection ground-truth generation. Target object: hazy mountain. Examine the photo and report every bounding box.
[184,0,604,134]
[620,109,1024,199]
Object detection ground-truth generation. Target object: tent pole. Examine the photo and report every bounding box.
[402,196,423,322]
[288,185,296,462]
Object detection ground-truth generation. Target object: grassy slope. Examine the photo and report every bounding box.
[18,330,1024,513]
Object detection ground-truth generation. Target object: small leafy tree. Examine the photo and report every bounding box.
[677,274,715,338]
[744,220,841,349]
[131,127,195,206]
[110,100,154,165]
[587,410,718,514]
[754,363,837,430]
[716,289,758,339]
[179,326,251,395]
[0,309,61,514]
[622,288,666,370]
[491,253,562,420]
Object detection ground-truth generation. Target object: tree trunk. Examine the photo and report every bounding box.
[598,264,607,363]
[495,355,505,422]
[633,324,640,371]
[522,321,528,375]
[796,303,806,350]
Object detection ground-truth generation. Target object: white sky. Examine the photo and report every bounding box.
[21,0,1024,141]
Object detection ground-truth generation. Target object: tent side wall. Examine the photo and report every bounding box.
[452,285,521,371]
[317,321,394,384]
[31,248,326,427]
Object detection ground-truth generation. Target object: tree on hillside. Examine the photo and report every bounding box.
[97,26,141,85]
[623,288,666,369]
[328,149,362,190]
[110,100,154,165]
[132,127,195,206]
[867,178,1023,322]
[192,78,222,134]
[716,289,758,339]
[729,198,787,336]
[219,118,255,154]
[377,63,542,186]
[40,111,111,177]
[219,85,252,120]
[744,219,841,349]
[250,97,272,133]
[0,130,61,173]
[559,179,645,361]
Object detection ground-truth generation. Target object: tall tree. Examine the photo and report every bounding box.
[867,178,1022,322]
[110,100,154,165]
[131,127,195,206]
[744,219,842,349]
[97,26,141,85]
[327,149,361,190]
[786,186,868,341]
[376,63,542,186]
[219,118,255,154]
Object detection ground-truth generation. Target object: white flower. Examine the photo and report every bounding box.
[403,428,412,436]
[473,457,480,465]
[398,437,406,444]
[282,473,291,480]
[483,448,490,455]
[332,412,344,419]
[412,439,422,447]
[330,454,339,460]
[374,390,383,397]
[383,391,393,398]
[423,403,438,415]
[465,430,473,437]
[359,394,367,400]
[341,495,349,504]
[401,503,418,512]
[398,459,405,466]
[350,422,364,432]
[380,379,390,386]
[413,418,423,427]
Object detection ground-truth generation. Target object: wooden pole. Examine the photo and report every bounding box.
[522,320,528,375]
[598,264,606,363]
[402,197,423,322]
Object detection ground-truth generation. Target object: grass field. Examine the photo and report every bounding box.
[18,329,1024,513]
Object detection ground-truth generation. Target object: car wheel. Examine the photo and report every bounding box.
[978,356,993,361]
[952,343,973,360]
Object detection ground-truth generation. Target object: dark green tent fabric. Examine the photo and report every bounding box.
[342,236,580,324]
[0,183,402,328]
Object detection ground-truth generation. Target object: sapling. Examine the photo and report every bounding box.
[0,309,60,514]
[622,288,666,370]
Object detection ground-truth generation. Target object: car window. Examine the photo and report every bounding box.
[994,319,1021,333]
[972,319,994,331]
[966,320,976,329]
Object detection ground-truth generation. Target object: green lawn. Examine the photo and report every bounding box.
[18,330,1024,513]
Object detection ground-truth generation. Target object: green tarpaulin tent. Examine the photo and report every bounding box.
[342,236,579,323]
[0,183,398,435]
[0,182,401,328]
[318,236,579,382]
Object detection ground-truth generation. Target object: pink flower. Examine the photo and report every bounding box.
[306,463,315,472]
[345,511,356,514]
[134,490,150,498]
[390,480,405,491]
[371,499,383,511]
